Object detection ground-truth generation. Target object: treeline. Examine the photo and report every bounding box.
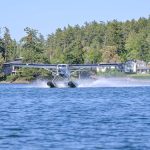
[1,16,150,64]
[0,16,150,80]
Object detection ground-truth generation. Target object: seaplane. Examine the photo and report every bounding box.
[9,63,121,88]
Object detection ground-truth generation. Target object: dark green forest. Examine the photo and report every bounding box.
[0,16,150,81]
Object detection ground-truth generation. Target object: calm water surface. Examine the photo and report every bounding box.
[0,84,150,149]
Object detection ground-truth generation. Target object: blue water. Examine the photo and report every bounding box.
[0,84,150,150]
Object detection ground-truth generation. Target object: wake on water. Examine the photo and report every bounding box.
[26,77,150,88]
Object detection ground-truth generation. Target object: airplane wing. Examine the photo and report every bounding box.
[9,63,122,71]
[9,63,57,69]
[69,63,121,70]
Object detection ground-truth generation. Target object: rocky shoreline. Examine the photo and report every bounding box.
[0,80,30,84]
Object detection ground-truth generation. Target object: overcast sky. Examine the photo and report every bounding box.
[0,0,150,41]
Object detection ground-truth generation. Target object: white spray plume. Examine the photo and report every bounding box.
[27,77,150,88]
[77,77,150,87]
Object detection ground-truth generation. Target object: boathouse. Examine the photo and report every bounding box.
[2,58,23,75]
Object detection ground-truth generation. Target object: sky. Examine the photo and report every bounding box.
[0,0,150,41]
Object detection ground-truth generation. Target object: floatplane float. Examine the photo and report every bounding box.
[10,63,121,88]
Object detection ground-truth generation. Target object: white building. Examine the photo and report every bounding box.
[124,60,137,73]
[124,60,150,74]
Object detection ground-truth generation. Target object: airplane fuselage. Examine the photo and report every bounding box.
[57,64,70,78]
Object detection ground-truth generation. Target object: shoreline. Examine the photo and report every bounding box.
[0,80,31,84]
[1,75,150,84]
